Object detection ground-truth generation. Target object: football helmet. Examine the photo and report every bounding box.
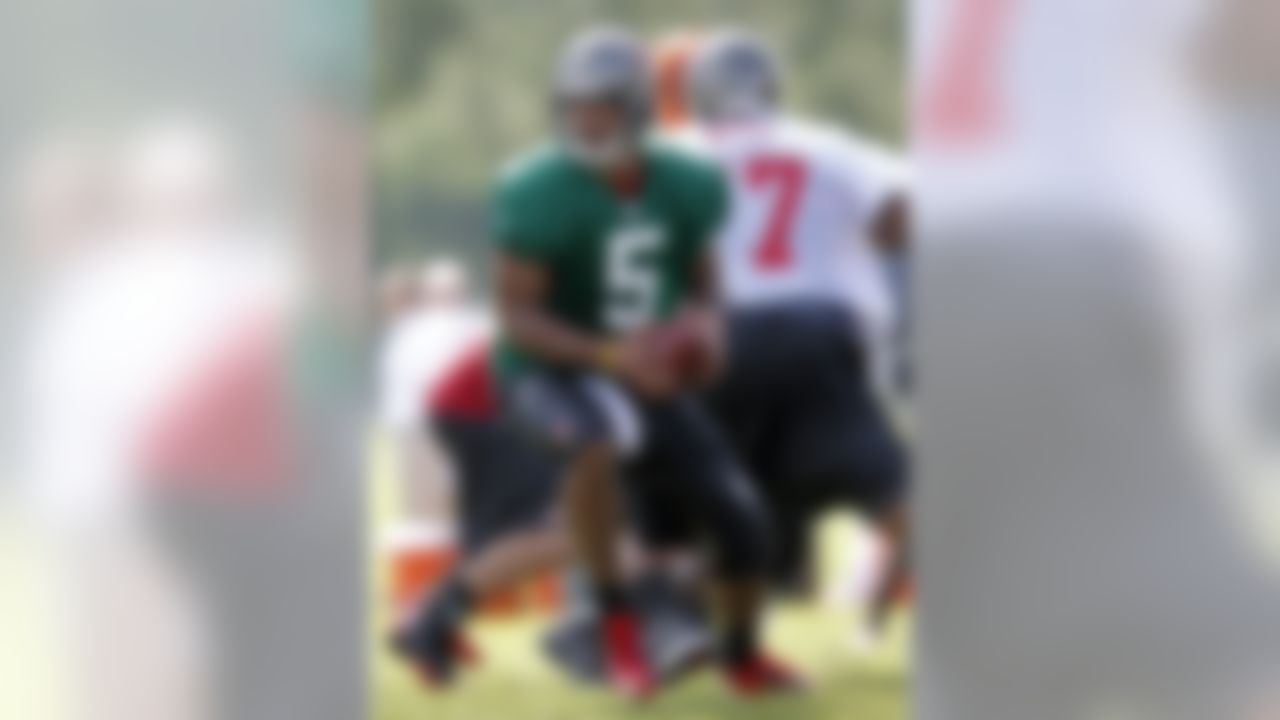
[552,26,652,168]
[688,29,781,123]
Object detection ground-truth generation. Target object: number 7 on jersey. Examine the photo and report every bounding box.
[746,155,807,270]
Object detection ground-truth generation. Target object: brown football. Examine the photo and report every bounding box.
[648,315,714,384]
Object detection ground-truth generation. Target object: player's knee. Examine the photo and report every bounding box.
[509,376,622,460]
[526,400,619,463]
[569,437,617,473]
[524,523,574,565]
[709,484,775,577]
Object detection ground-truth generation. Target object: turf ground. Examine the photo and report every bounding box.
[372,604,908,720]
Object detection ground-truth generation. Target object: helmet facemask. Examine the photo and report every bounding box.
[552,27,652,170]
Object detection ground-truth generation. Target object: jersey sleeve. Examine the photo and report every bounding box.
[492,167,563,261]
[688,161,729,254]
[833,134,909,232]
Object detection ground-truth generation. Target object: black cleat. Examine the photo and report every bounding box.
[391,582,479,688]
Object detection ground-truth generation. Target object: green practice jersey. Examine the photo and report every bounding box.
[492,140,727,378]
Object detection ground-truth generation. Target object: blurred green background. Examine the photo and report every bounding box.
[374,0,905,270]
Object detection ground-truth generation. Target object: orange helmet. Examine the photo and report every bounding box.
[650,30,704,130]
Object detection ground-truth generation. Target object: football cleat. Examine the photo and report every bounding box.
[542,574,713,686]
[543,609,605,684]
[390,595,480,688]
[724,653,808,697]
[602,611,658,700]
[633,573,713,683]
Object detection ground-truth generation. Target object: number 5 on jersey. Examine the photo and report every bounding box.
[605,224,664,332]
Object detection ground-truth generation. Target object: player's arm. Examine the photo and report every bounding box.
[674,249,722,331]
[496,251,613,368]
[837,133,910,256]
[493,171,634,374]
[496,251,674,395]
[872,192,910,256]
[678,250,728,383]
[667,162,731,383]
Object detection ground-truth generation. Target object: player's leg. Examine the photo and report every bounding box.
[393,412,566,686]
[771,302,912,640]
[547,456,817,688]
[635,397,804,694]
[541,479,714,687]
[563,438,625,609]
[541,544,713,687]
[614,481,715,684]
[508,371,655,697]
[707,302,819,595]
[717,299,912,642]
[866,495,910,634]
[455,529,569,602]
[774,420,910,643]
[626,491,716,680]
[810,374,911,640]
[398,529,569,687]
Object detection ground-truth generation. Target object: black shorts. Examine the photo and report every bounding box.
[432,414,560,555]
[709,300,909,573]
[505,369,771,577]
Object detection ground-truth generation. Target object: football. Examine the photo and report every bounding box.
[647,313,716,384]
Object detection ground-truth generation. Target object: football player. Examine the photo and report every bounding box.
[543,27,911,685]
[485,26,798,698]
[685,29,912,639]
[390,341,571,687]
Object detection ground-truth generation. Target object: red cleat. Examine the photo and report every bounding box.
[725,653,808,696]
[601,611,657,700]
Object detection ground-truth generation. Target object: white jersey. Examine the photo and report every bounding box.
[377,303,491,433]
[688,116,907,342]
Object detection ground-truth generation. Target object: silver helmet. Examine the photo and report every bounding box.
[688,29,781,123]
[552,26,652,168]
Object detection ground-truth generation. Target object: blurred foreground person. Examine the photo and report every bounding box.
[686,29,912,639]
[395,26,798,700]
[17,120,293,720]
[130,116,367,720]
[916,0,1280,717]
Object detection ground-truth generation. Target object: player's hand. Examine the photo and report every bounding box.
[598,334,680,400]
[633,308,725,389]
[666,306,725,386]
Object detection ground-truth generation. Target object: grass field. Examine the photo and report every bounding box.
[372,605,908,720]
[369,436,910,720]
